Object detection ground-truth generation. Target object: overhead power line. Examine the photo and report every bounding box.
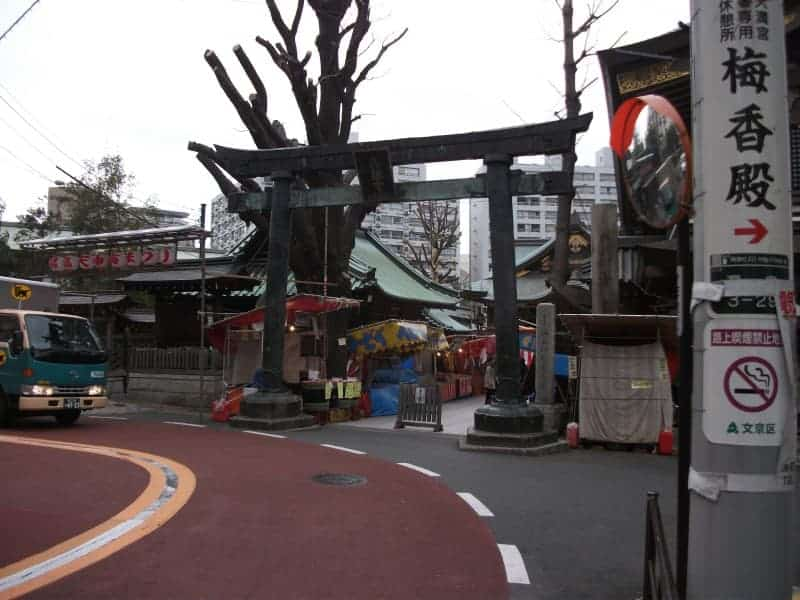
[0,0,41,44]
[0,91,83,169]
[0,111,58,168]
[0,142,52,182]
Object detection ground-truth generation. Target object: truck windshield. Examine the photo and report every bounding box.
[25,315,106,364]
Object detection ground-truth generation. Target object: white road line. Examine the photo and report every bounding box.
[162,421,206,428]
[320,443,366,455]
[397,462,440,477]
[89,415,129,421]
[243,430,287,439]
[498,544,530,585]
[457,492,494,517]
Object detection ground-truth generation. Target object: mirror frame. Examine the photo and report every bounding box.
[610,94,693,229]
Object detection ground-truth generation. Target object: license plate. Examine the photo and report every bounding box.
[63,398,81,409]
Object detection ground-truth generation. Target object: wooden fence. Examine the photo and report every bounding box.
[128,346,223,372]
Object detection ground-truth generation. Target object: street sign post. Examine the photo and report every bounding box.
[689,1,796,598]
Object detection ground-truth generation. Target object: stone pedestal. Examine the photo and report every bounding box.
[460,427,566,456]
[536,403,568,434]
[229,391,314,431]
[464,402,567,455]
[473,403,544,434]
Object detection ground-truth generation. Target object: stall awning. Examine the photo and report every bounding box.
[205,294,360,351]
[559,313,678,352]
[459,328,537,360]
[347,320,447,357]
[59,293,127,306]
[118,269,260,292]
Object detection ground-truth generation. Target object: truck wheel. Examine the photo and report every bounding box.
[0,392,15,428]
[55,410,81,426]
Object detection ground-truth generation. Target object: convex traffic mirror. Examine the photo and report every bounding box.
[610,94,692,229]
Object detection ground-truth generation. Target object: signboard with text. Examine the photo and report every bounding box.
[697,0,793,299]
[48,246,176,272]
[702,317,788,446]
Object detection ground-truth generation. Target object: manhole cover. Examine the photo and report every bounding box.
[312,473,367,487]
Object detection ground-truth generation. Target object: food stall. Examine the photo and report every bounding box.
[205,294,360,422]
[346,320,448,417]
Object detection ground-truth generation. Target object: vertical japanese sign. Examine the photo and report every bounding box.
[696,0,795,466]
[700,0,793,286]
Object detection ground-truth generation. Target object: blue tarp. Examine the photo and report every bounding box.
[554,354,570,378]
[371,368,417,385]
[369,385,399,416]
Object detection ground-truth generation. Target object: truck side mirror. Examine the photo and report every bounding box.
[10,331,23,356]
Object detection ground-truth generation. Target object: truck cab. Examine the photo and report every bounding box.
[0,277,108,426]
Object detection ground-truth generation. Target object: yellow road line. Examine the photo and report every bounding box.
[0,435,196,599]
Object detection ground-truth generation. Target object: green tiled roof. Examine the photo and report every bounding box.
[424,308,475,333]
[222,229,459,307]
[352,230,460,307]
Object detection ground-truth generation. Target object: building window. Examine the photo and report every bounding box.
[517,223,525,232]
[546,224,555,232]
[530,223,540,232]
[600,173,616,182]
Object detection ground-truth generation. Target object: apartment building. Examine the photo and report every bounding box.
[468,148,617,282]
[359,164,460,283]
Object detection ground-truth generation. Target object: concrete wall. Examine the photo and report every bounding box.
[121,372,224,409]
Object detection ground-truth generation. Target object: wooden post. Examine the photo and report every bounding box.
[590,202,619,314]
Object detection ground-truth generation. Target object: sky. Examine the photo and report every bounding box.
[0,0,690,245]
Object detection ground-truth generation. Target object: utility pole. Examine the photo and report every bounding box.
[689,2,796,598]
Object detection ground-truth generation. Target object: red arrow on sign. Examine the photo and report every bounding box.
[734,219,767,244]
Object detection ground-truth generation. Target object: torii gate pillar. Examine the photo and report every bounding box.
[467,155,547,444]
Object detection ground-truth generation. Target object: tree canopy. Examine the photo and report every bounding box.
[191,0,407,294]
[16,154,157,240]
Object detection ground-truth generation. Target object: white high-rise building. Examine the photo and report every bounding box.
[468,148,617,282]
[360,164,460,284]
[210,193,255,252]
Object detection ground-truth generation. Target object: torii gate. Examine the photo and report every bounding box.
[190,114,591,436]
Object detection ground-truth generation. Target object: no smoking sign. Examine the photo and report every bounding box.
[723,357,777,413]
[703,317,787,446]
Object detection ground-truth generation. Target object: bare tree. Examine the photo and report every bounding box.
[550,0,621,293]
[189,0,407,294]
[404,201,460,285]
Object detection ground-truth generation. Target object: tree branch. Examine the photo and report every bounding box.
[290,0,304,36]
[341,0,372,82]
[353,28,408,88]
[194,153,238,197]
[572,0,621,39]
[204,50,271,148]
[233,44,267,115]
[265,0,299,57]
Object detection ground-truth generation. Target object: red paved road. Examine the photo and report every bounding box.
[0,442,148,566]
[4,421,508,599]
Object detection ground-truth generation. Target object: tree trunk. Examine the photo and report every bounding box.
[552,0,580,291]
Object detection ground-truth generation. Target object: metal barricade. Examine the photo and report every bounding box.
[643,491,678,600]
[394,383,443,432]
